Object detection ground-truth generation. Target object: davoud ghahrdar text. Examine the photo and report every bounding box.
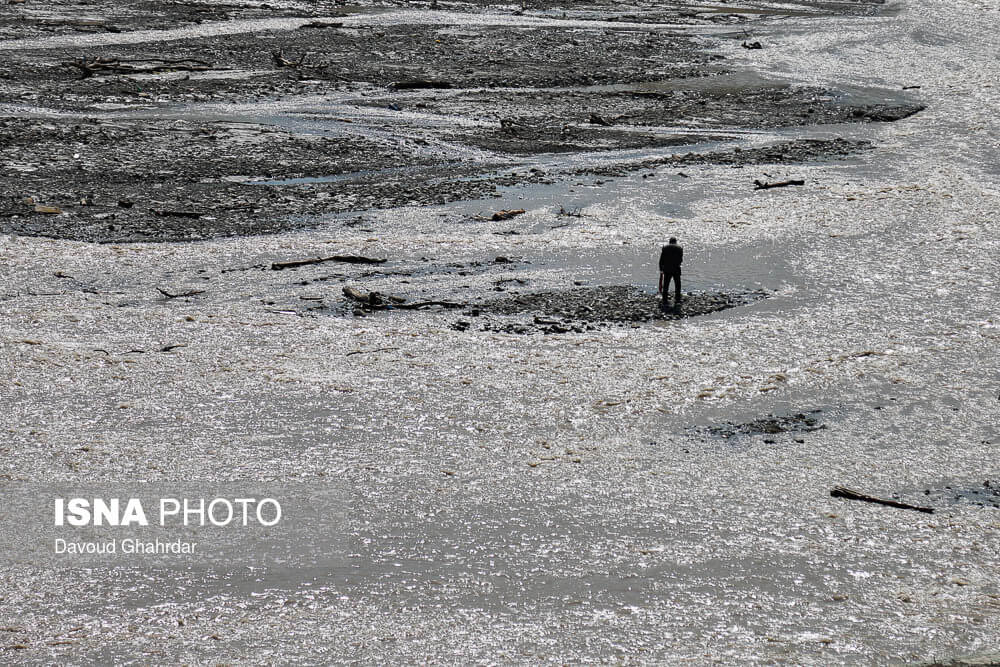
[51,497,282,556]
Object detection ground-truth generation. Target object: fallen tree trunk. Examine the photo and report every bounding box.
[392,300,466,310]
[298,20,343,29]
[153,209,202,218]
[342,286,462,310]
[65,57,214,78]
[272,255,386,271]
[389,79,453,90]
[588,112,612,126]
[271,50,308,68]
[830,486,934,514]
[343,286,405,304]
[156,287,205,299]
[754,179,805,190]
[491,208,526,221]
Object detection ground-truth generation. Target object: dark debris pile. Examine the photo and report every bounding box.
[454,285,768,334]
[700,410,827,440]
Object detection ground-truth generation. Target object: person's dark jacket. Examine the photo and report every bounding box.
[659,243,683,274]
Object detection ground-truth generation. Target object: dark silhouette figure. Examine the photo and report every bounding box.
[658,238,683,304]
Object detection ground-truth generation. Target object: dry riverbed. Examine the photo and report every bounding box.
[6,0,1000,664]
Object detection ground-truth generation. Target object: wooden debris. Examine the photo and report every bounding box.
[271,50,308,69]
[342,286,463,311]
[159,344,187,353]
[298,20,344,29]
[64,57,214,79]
[588,112,612,126]
[153,209,201,218]
[345,347,399,356]
[753,178,805,190]
[271,255,386,271]
[491,209,526,221]
[34,204,62,214]
[156,287,205,299]
[830,486,934,514]
[393,300,466,310]
[389,79,453,90]
[343,286,406,305]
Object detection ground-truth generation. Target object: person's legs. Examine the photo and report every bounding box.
[673,272,682,302]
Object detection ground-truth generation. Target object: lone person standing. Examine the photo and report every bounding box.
[658,237,683,304]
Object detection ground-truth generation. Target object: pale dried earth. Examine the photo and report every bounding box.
[1,0,999,664]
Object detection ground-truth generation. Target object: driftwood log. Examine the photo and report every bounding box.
[491,209,526,221]
[156,287,205,299]
[830,486,934,514]
[342,286,464,310]
[298,20,344,29]
[153,209,201,218]
[389,79,453,90]
[271,50,308,68]
[271,255,386,271]
[754,179,805,190]
[65,57,213,78]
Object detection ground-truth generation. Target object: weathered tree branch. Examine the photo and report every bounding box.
[754,179,805,190]
[271,255,387,271]
[830,486,934,514]
[65,57,214,78]
[156,287,205,299]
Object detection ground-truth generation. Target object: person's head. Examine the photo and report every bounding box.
[669,237,678,244]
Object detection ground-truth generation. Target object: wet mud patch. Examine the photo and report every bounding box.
[694,409,828,441]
